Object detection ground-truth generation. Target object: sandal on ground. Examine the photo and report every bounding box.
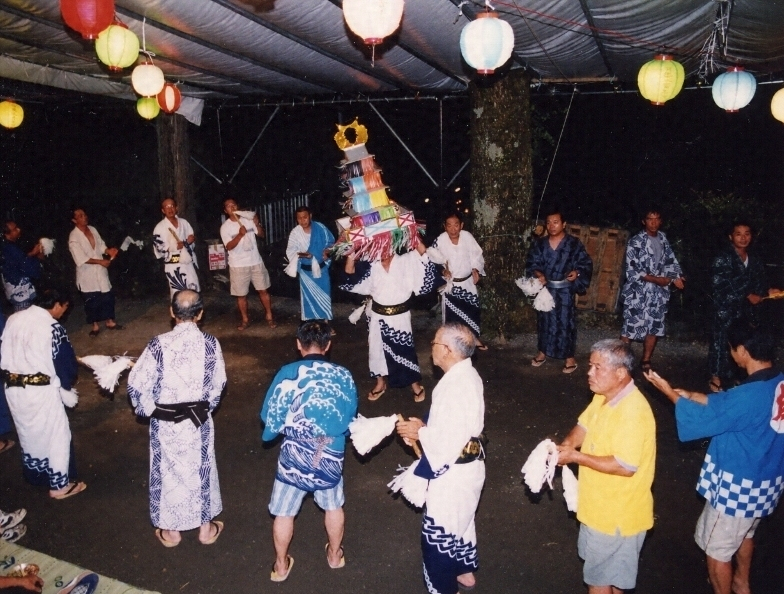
[1,523,26,543]
[325,543,345,569]
[105,324,124,330]
[0,439,16,455]
[155,528,180,548]
[640,360,653,372]
[367,388,386,401]
[266,318,278,328]
[562,363,578,374]
[531,356,546,367]
[237,320,251,331]
[51,481,87,500]
[199,520,224,545]
[708,379,722,393]
[89,329,100,337]
[413,387,426,403]
[0,508,26,530]
[270,556,294,582]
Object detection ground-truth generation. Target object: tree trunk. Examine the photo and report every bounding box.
[470,70,534,340]
[157,113,196,231]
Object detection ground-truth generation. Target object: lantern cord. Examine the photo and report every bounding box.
[454,1,468,24]
[534,87,575,224]
[511,1,571,84]
[139,18,157,63]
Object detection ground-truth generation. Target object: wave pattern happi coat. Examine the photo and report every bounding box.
[128,322,226,531]
[261,356,357,490]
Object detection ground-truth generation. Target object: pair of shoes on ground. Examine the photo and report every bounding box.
[238,318,277,331]
[50,481,87,500]
[89,324,124,337]
[0,438,15,454]
[531,356,578,374]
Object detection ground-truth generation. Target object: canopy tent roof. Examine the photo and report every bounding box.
[1,0,784,106]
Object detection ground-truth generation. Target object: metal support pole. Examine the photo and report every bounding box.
[445,159,470,189]
[191,157,223,184]
[229,106,280,184]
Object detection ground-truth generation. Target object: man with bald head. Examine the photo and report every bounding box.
[396,322,486,593]
[128,290,227,547]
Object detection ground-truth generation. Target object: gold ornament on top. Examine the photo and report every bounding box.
[334,119,368,150]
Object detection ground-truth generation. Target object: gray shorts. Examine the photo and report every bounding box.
[694,500,760,563]
[578,523,646,590]
[230,263,270,296]
[268,478,344,517]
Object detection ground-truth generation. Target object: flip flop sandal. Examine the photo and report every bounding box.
[270,556,294,582]
[237,320,251,331]
[0,507,26,530]
[562,364,578,374]
[106,324,124,331]
[325,543,345,569]
[57,571,99,594]
[1,523,26,543]
[51,481,87,500]
[531,357,546,367]
[708,380,722,393]
[155,528,180,548]
[0,439,16,455]
[413,387,426,403]
[367,388,386,401]
[89,329,100,337]
[200,520,224,545]
[266,318,278,328]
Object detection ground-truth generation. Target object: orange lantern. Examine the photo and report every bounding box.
[157,83,182,114]
[0,100,24,129]
[60,0,115,40]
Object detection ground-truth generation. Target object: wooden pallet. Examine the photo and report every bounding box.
[567,224,628,312]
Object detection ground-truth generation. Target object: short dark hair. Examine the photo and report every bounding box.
[296,320,332,351]
[444,212,463,224]
[295,205,311,215]
[729,220,754,236]
[544,206,564,222]
[37,288,70,310]
[70,206,86,219]
[727,319,775,363]
[171,290,203,321]
[161,197,178,208]
[641,206,662,220]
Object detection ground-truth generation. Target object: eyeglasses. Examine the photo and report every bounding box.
[430,341,449,349]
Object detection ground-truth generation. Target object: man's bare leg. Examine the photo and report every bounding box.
[457,572,476,588]
[642,335,658,363]
[272,516,295,576]
[237,295,249,325]
[706,554,734,594]
[257,289,275,324]
[324,508,344,567]
[731,538,754,594]
[587,586,622,594]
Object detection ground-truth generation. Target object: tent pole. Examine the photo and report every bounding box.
[229,106,280,184]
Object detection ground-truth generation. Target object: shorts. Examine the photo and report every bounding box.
[694,500,760,562]
[578,523,646,590]
[268,477,344,517]
[230,263,270,296]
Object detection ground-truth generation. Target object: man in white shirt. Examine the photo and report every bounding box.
[153,198,200,298]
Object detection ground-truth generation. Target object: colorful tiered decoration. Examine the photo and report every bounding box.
[330,119,423,261]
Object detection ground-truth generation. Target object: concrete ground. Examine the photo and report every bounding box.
[0,291,782,594]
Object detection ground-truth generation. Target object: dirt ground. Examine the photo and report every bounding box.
[1,291,782,594]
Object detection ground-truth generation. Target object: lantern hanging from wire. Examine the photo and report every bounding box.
[136,97,160,120]
[132,61,165,97]
[157,83,182,114]
[60,0,115,40]
[771,88,784,123]
[459,12,515,75]
[0,100,24,129]
[712,66,756,112]
[637,55,685,105]
[343,0,404,46]
[95,22,139,71]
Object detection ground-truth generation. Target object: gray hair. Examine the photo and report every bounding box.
[440,322,476,359]
[590,339,634,373]
[172,290,203,321]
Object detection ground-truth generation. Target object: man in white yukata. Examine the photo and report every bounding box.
[153,198,200,298]
[397,322,486,594]
[1,288,85,499]
[68,208,123,337]
[340,242,435,402]
[128,290,227,547]
[285,206,335,322]
[220,199,276,330]
[428,212,486,349]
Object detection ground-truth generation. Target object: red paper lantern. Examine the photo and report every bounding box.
[60,0,115,40]
[157,83,182,114]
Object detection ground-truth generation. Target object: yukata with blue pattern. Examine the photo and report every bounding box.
[128,322,226,531]
[0,305,78,489]
[525,234,592,359]
[153,216,200,298]
[676,368,784,539]
[286,221,335,321]
[1,240,40,311]
[339,250,436,388]
[261,355,357,494]
[621,229,683,340]
[416,357,485,594]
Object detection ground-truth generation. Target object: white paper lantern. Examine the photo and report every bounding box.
[343,0,404,46]
[771,88,784,123]
[459,12,515,75]
[712,67,756,112]
[131,62,165,97]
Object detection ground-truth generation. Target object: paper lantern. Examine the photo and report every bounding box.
[131,63,165,97]
[95,23,139,71]
[136,97,160,120]
[60,0,114,40]
[157,83,182,114]
[459,12,515,75]
[343,0,404,46]
[0,101,23,129]
[771,89,784,123]
[712,67,756,112]
[637,55,685,105]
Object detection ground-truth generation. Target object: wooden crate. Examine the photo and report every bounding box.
[566,224,628,312]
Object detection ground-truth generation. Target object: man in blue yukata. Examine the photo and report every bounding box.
[646,320,784,594]
[261,320,358,582]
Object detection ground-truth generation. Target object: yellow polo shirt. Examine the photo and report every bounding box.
[575,384,656,536]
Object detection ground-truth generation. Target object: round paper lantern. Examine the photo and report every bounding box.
[157,83,182,114]
[637,55,685,105]
[0,100,23,129]
[771,89,784,123]
[60,0,115,40]
[136,97,160,120]
[343,0,404,46]
[95,23,139,71]
[131,63,165,97]
[459,12,515,75]
[712,66,756,112]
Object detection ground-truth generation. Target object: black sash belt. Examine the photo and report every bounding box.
[152,401,210,428]
[300,262,324,271]
[1,369,51,388]
[452,274,471,282]
[166,254,181,264]
[455,433,487,464]
[371,300,410,316]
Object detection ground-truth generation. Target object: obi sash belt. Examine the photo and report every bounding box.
[301,262,325,271]
[546,279,572,289]
[452,274,471,283]
[414,434,487,479]
[1,369,50,387]
[152,400,210,428]
[371,299,410,316]
[166,254,180,264]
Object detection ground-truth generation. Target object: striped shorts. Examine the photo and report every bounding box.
[268,477,345,517]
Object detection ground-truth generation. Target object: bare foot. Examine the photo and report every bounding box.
[731,578,751,594]
[457,572,476,589]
